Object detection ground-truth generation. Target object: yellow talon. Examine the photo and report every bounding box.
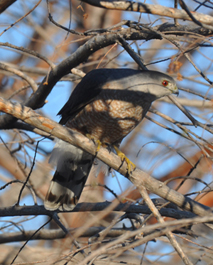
[114,146,136,175]
[86,135,136,174]
[96,139,102,152]
[86,134,105,153]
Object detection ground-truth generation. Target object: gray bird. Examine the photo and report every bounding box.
[44,68,178,211]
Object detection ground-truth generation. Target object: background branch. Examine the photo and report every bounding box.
[81,0,213,26]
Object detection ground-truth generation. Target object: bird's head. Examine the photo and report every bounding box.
[135,71,179,100]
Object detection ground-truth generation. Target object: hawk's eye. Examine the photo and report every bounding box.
[162,80,169,86]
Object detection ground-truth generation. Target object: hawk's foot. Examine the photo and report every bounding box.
[86,134,107,153]
[114,146,136,175]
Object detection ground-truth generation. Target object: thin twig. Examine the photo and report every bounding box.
[46,0,83,36]
[0,180,37,205]
[0,42,55,69]
[0,62,37,92]
[10,217,52,265]
[117,37,147,70]
[168,95,199,127]
[139,186,193,265]
[0,0,42,37]
[16,139,43,205]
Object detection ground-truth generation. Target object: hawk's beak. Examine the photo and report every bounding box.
[173,85,179,96]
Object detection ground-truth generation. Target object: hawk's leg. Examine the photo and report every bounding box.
[86,134,107,153]
[113,146,136,175]
[86,135,136,175]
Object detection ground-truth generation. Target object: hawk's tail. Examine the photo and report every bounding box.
[44,140,94,211]
[44,166,92,211]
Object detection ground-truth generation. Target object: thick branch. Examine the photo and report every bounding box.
[2,213,212,244]
[0,97,212,217]
[0,202,195,219]
[81,0,213,26]
[0,227,132,243]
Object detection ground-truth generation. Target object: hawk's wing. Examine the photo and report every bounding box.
[58,68,141,124]
[58,69,108,124]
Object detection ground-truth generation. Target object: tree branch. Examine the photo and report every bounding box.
[0,202,196,219]
[0,227,134,243]
[81,0,213,26]
[0,97,212,217]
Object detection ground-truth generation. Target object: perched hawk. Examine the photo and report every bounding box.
[44,68,178,211]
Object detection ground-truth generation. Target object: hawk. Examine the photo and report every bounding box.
[44,68,178,211]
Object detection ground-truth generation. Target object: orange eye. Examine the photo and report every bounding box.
[162,80,169,86]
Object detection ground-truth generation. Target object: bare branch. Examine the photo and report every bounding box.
[0,202,196,219]
[0,0,42,37]
[0,97,211,217]
[81,0,213,26]
[0,62,38,92]
[0,42,55,69]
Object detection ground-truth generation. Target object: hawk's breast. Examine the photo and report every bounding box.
[67,95,151,145]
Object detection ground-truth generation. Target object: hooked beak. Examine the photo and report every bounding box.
[173,85,179,96]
